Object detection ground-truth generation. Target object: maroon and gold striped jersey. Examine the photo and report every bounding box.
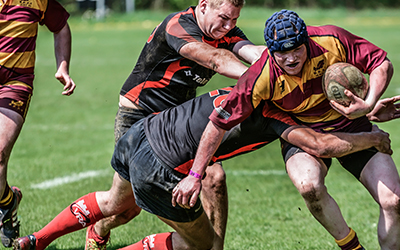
[0,0,69,88]
[210,25,387,133]
[120,6,248,114]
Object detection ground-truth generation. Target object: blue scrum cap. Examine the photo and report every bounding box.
[264,9,308,53]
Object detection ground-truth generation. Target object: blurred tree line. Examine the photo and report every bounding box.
[67,0,400,15]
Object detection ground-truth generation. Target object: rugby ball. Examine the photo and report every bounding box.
[322,62,368,107]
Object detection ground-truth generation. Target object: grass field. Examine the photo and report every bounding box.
[7,7,400,250]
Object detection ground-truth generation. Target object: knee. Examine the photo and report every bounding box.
[380,192,400,216]
[118,206,142,225]
[202,164,226,191]
[297,182,327,204]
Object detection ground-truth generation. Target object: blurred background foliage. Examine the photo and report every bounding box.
[62,0,400,16]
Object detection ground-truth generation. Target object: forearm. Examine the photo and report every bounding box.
[233,41,267,65]
[190,121,226,176]
[179,42,248,79]
[53,23,72,73]
[282,126,390,158]
[317,132,383,158]
[365,59,393,111]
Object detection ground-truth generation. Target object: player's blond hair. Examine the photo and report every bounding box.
[209,0,245,9]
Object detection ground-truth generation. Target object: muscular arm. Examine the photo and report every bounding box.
[281,125,392,158]
[232,41,267,65]
[53,23,76,95]
[179,41,249,79]
[172,121,226,208]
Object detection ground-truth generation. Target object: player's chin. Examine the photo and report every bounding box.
[284,66,301,76]
[210,30,228,40]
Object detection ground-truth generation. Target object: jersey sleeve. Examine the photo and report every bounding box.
[165,10,203,53]
[262,103,300,136]
[223,26,249,51]
[209,50,272,130]
[40,0,70,32]
[326,25,387,74]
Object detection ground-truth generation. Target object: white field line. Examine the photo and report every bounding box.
[31,169,110,189]
[31,169,285,189]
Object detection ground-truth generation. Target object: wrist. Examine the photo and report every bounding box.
[189,170,203,180]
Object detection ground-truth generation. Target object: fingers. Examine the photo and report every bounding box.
[189,190,199,207]
[62,79,76,96]
[171,183,196,209]
[391,95,400,103]
[55,73,76,96]
[343,89,356,101]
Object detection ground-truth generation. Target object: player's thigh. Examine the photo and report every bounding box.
[0,108,24,154]
[360,152,400,205]
[286,152,328,191]
[158,212,214,250]
[96,172,136,216]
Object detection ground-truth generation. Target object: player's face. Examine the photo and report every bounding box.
[201,1,241,39]
[274,44,307,77]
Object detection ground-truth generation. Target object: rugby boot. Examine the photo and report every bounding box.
[12,234,36,250]
[85,224,110,250]
[0,186,22,247]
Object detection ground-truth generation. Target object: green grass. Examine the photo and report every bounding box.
[7,7,400,249]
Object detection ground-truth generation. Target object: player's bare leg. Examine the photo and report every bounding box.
[93,172,141,235]
[92,162,228,250]
[0,108,24,247]
[119,212,214,250]
[201,162,227,250]
[158,212,214,250]
[359,152,400,250]
[286,152,351,240]
[0,109,23,198]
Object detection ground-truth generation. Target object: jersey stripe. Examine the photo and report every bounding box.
[0,51,35,68]
[0,36,36,53]
[124,59,191,104]
[213,142,268,162]
[0,21,38,38]
[0,6,42,22]
[166,8,199,44]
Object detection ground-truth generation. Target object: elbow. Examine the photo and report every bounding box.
[208,51,225,72]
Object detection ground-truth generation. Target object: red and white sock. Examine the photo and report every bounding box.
[119,232,173,250]
[34,192,104,250]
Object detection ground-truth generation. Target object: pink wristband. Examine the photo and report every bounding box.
[189,170,202,179]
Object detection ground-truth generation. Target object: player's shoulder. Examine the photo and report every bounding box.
[165,7,196,29]
[165,7,202,39]
[308,25,351,38]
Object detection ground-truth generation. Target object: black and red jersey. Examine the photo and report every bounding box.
[120,6,248,114]
[140,87,299,175]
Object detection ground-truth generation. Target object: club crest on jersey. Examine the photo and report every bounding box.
[313,59,326,77]
[70,200,91,227]
[19,0,32,7]
[9,100,24,111]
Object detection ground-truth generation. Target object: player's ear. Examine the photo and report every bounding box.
[198,0,208,13]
